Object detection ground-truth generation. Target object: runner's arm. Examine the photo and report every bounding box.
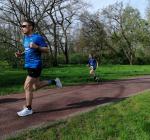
[30,42,48,53]
[38,46,49,53]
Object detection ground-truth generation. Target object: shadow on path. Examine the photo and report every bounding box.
[0,98,25,104]
[34,97,127,114]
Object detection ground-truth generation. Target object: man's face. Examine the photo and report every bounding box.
[89,54,92,59]
[21,22,33,35]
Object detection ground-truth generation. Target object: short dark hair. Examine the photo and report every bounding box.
[89,53,96,59]
[22,19,35,30]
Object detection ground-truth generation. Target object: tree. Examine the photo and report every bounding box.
[54,0,84,64]
[101,2,144,65]
[146,0,150,21]
[77,11,107,63]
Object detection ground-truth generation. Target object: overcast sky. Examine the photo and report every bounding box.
[85,0,148,18]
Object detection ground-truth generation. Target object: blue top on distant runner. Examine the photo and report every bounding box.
[23,33,47,68]
[88,58,97,70]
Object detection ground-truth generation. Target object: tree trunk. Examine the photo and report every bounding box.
[53,25,58,66]
[129,52,133,65]
[64,49,69,64]
[64,35,69,64]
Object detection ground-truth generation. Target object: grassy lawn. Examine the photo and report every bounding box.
[0,65,150,96]
[7,90,150,140]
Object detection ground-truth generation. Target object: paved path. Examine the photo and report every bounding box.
[0,76,150,139]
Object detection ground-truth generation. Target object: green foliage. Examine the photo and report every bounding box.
[0,2,150,66]
[100,3,150,65]
[0,61,10,70]
[101,51,128,65]
[70,53,88,64]
[57,54,66,64]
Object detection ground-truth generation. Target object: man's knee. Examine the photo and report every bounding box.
[90,70,94,75]
[24,81,33,91]
[24,76,37,90]
[33,84,38,90]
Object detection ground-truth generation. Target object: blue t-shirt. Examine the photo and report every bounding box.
[23,33,47,68]
[88,58,97,69]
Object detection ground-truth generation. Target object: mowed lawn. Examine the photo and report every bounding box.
[7,90,150,140]
[0,65,150,95]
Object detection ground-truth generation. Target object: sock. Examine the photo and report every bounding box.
[48,80,52,85]
[48,80,56,85]
[26,105,32,110]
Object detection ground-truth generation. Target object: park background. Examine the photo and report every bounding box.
[0,0,150,68]
[1,0,150,95]
[1,0,150,140]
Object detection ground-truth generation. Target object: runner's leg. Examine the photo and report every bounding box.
[24,76,37,107]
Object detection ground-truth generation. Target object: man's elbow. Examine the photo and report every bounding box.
[42,47,49,53]
[45,48,49,53]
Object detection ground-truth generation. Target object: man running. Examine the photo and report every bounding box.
[87,53,98,81]
[15,20,62,117]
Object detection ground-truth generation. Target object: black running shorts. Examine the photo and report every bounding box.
[27,68,42,78]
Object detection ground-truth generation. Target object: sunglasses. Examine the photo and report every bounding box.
[21,25,31,28]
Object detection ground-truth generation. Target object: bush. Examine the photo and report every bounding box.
[0,60,10,70]
[135,56,150,65]
[57,54,66,64]
[101,53,128,65]
[70,53,88,64]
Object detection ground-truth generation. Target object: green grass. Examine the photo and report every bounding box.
[0,65,150,95]
[7,90,150,140]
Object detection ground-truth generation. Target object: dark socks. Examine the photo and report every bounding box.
[52,80,56,85]
[26,105,32,110]
[48,79,56,85]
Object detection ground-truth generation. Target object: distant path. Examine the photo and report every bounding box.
[0,76,150,140]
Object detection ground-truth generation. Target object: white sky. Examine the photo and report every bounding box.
[85,0,148,18]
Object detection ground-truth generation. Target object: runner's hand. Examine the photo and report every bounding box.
[30,42,39,49]
[15,51,22,58]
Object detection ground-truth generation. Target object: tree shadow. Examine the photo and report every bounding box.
[0,98,25,104]
[34,97,127,114]
[67,97,126,107]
